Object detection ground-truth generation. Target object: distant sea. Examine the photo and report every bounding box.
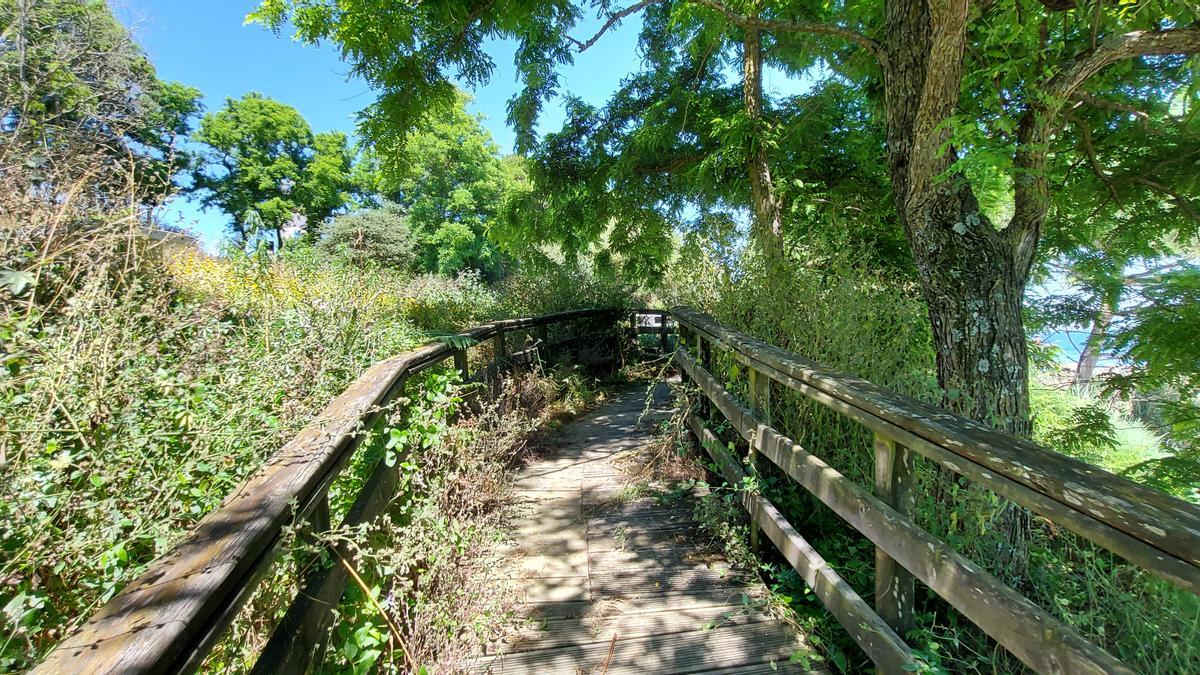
[1038,329,1118,368]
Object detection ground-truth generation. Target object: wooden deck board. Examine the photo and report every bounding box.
[470,384,820,674]
[478,622,808,674]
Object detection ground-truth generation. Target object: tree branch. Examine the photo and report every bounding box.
[566,0,884,65]
[687,0,884,64]
[1045,27,1200,103]
[1071,91,1150,129]
[1064,110,1119,205]
[568,0,662,53]
[633,152,705,175]
[1006,26,1200,270]
[1130,175,1200,223]
[1038,0,1078,11]
[904,0,970,207]
[454,0,497,45]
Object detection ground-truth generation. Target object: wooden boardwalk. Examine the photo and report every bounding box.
[476,384,817,674]
[38,309,1197,674]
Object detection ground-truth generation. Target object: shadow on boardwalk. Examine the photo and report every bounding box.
[472,382,821,674]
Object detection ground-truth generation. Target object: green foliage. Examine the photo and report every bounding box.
[0,236,422,670]
[493,253,637,316]
[1123,456,1200,504]
[1029,374,1171,478]
[249,0,582,153]
[310,368,604,672]
[190,93,354,242]
[507,19,906,283]
[362,92,515,278]
[402,271,499,334]
[0,0,201,200]
[1111,266,1200,396]
[668,240,1199,671]
[0,186,634,669]
[1042,402,1119,457]
[320,202,417,270]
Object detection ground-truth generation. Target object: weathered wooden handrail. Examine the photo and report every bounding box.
[671,306,1200,674]
[34,308,633,675]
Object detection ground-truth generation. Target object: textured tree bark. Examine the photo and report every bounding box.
[742,18,785,271]
[881,0,1034,437]
[909,199,1034,437]
[693,0,1200,440]
[878,0,1041,575]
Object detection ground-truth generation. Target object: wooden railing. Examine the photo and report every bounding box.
[672,306,1200,674]
[40,304,1195,674]
[34,308,636,675]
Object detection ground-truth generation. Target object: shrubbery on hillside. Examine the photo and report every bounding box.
[0,230,420,670]
[319,202,417,271]
[0,212,635,670]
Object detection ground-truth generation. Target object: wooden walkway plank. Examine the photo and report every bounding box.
[479,622,810,674]
[471,384,819,674]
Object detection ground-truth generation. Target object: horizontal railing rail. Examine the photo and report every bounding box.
[671,305,1200,674]
[35,307,643,675]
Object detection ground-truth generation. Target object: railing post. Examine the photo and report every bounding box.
[611,311,623,370]
[305,493,331,540]
[493,330,507,366]
[698,334,713,418]
[491,330,507,397]
[747,367,770,551]
[874,432,916,637]
[676,323,690,386]
[659,314,669,354]
[452,347,475,410]
[453,348,469,383]
[253,493,334,675]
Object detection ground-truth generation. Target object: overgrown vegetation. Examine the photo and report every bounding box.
[199,367,611,673]
[0,7,633,662]
[4,0,1200,671]
[0,210,633,670]
[664,240,1200,672]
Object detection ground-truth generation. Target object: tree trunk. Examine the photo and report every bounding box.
[908,186,1034,437]
[882,0,1033,437]
[880,0,1035,573]
[742,19,785,271]
[1075,292,1116,388]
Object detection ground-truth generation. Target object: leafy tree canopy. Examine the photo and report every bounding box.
[190,93,354,243]
[359,91,517,278]
[253,0,1200,436]
[250,0,582,153]
[320,201,417,270]
[1,0,202,200]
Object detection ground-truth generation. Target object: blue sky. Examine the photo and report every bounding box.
[115,1,815,250]
[115,0,649,249]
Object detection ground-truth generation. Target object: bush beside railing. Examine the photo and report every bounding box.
[673,305,1200,674]
[32,308,630,674]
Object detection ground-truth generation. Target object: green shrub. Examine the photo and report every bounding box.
[0,225,422,670]
[1031,373,1164,472]
[320,203,417,271]
[402,271,498,333]
[662,238,1200,672]
[494,255,637,316]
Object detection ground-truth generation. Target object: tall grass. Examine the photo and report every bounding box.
[662,238,1200,672]
[1,196,636,670]
[0,224,423,670]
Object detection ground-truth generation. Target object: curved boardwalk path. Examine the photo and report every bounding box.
[476,383,819,674]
